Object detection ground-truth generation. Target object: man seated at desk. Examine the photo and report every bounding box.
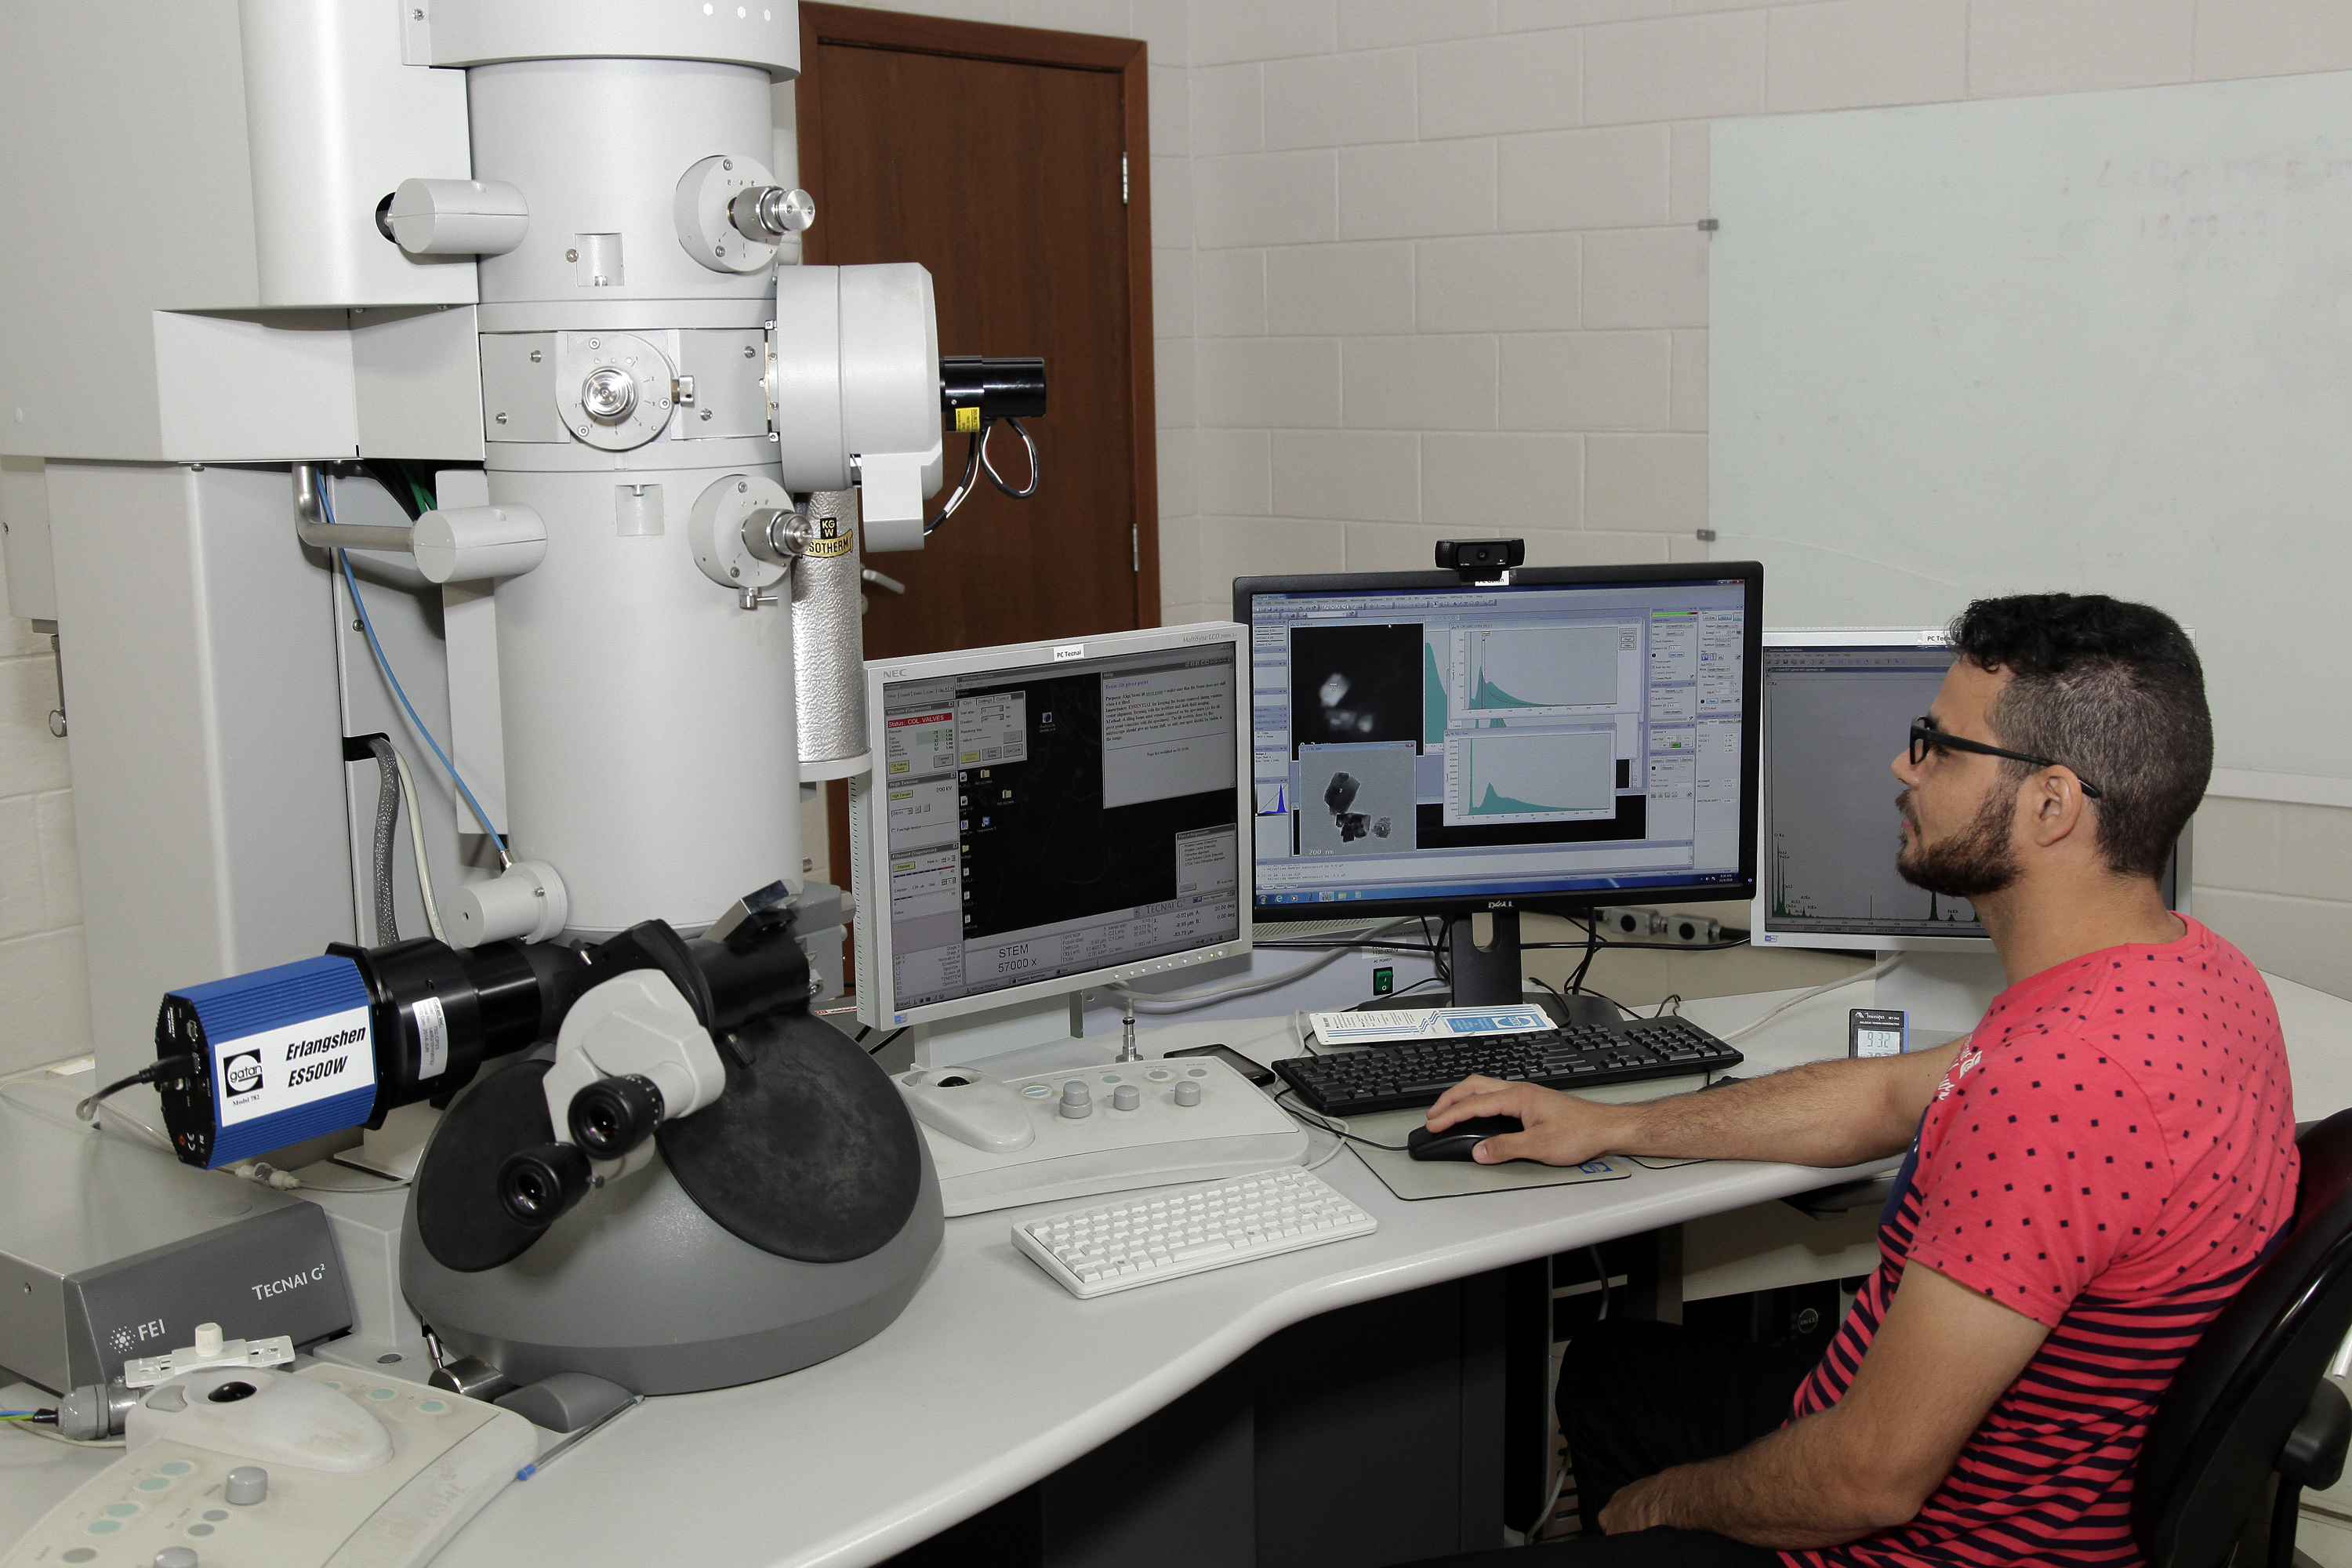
[1417,594,2298,1568]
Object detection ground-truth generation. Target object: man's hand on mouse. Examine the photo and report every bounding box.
[1425,1076,1629,1166]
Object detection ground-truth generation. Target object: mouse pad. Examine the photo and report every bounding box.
[1335,1107,1634,1201]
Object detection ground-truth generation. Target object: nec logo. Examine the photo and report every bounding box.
[1486,900,1515,909]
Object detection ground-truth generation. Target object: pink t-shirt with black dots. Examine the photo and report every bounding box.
[1784,916,2299,1568]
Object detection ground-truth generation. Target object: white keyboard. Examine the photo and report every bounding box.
[1012,1166,1377,1298]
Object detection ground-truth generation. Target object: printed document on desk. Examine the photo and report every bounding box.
[1308,1007,1554,1046]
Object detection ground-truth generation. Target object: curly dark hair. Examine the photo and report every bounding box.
[1947,593,2209,880]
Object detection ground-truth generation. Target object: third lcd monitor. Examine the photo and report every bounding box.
[1235,564,1764,923]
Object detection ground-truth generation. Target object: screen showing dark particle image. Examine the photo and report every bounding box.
[877,642,1243,1010]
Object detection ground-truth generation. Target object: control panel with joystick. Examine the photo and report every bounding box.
[895,1056,1308,1216]
[2,1362,538,1568]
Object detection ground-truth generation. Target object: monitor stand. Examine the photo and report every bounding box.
[1352,909,1620,1029]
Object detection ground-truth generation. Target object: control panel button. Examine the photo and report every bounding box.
[1112,1085,1140,1111]
[1174,1082,1202,1107]
[224,1467,268,1506]
[1058,1082,1093,1119]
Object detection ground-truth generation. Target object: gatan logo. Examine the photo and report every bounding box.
[223,1051,263,1096]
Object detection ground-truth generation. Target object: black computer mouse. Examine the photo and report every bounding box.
[1407,1115,1526,1163]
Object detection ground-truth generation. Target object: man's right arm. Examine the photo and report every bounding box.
[1424,1040,1960,1168]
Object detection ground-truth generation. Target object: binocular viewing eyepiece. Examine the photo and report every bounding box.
[492,1070,672,1229]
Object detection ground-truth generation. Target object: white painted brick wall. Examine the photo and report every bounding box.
[1140,0,2352,997]
[13,0,2352,1062]
[0,539,88,1071]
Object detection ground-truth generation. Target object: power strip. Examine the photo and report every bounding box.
[1595,906,1724,945]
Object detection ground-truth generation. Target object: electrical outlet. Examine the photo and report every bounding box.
[1660,914,1722,945]
[1596,906,1665,938]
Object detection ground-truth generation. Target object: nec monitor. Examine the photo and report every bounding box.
[1751,629,2184,954]
[850,622,1252,1029]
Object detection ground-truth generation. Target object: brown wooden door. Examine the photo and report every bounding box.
[796,7,1159,661]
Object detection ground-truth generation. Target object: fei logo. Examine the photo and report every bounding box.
[223,1051,263,1096]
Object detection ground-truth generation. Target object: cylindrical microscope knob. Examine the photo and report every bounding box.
[729,184,814,241]
[580,366,637,422]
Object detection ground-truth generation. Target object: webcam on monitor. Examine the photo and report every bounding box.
[1435,538,1526,583]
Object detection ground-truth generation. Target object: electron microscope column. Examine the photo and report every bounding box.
[465,58,801,938]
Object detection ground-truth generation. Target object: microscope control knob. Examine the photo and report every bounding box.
[1058,1082,1093,1119]
[224,1466,268,1505]
[731,184,815,241]
[580,366,637,423]
[1112,1084,1141,1112]
[1174,1082,1202,1108]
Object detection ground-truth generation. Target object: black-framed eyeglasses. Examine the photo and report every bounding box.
[1908,718,2103,800]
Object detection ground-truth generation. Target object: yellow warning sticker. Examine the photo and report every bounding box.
[954,406,982,433]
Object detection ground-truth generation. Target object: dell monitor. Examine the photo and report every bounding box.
[1234,562,1764,1022]
[850,622,1253,1029]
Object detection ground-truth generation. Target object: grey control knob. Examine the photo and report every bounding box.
[154,1551,199,1568]
[1058,1081,1092,1119]
[1112,1084,1141,1112]
[730,184,816,240]
[224,1465,268,1505]
[580,366,637,422]
[1174,1081,1202,1107]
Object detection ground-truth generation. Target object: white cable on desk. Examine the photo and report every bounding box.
[1714,955,1902,1046]
[2,1078,176,1153]
[2,1420,123,1450]
[1529,1461,1569,1544]
[1110,919,1421,1013]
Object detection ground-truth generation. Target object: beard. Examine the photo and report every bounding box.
[1896,782,2020,900]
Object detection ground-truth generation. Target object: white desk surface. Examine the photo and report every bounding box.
[7,975,2349,1568]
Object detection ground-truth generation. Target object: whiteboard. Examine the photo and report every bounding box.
[1710,71,2352,781]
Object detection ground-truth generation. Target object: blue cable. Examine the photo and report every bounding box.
[325,485,511,863]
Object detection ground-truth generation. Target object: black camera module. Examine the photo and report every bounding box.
[1434,538,1526,582]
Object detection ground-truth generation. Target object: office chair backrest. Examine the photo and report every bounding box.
[2135,1109,2352,1568]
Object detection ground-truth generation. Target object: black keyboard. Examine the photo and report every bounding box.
[1276,1015,1743,1116]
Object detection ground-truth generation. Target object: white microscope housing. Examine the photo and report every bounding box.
[0,0,1022,1397]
